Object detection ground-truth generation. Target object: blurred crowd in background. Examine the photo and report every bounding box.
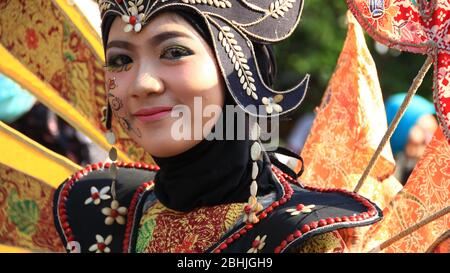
[0,73,105,166]
[285,93,438,185]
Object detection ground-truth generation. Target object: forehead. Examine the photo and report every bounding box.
[107,12,199,42]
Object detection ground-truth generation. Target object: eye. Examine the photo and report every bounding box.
[160,46,193,60]
[105,54,133,71]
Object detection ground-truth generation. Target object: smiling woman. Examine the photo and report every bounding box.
[105,12,224,157]
[52,0,383,253]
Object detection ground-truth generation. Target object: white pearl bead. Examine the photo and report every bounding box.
[251,142,262,161]
[250,122,261,140]
[106,131,116,145]
[252,162,258,180]
[250,180,258,196]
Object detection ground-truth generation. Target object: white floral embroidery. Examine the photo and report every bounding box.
[247,235,267,253]
[84,186,111,205]
[286,204,316,216]
[438,10,446,22]
[262,95,283,114]
[443,88,450,99]
[66,241,81,253]
[88,234,112,253]
[122,0,145,32]
[101,200,128,225]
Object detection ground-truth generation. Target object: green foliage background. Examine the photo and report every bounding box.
[275,0,433,141]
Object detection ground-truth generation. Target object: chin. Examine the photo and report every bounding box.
[143,138,201,158]
[140,136,180,158]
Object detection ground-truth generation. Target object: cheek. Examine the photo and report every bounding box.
[105,73,132,116]
[173,57,220,95]
[169,56,223,104]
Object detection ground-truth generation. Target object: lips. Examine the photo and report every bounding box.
[133,106,173,122]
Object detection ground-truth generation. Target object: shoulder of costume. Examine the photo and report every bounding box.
[53,161,158,253]
[208,166,383,253]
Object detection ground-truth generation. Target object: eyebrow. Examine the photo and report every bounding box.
[106,31,193,51]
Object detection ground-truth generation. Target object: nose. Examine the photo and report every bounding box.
[130,63,164,98]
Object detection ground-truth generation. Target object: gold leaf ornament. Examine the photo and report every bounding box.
[97,0,114,12]
[269,0,296,19]
[181,0,232,8]
[218,25,258,100]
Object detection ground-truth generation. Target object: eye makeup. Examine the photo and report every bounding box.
[105,54,133,72]
[160,45,193,60]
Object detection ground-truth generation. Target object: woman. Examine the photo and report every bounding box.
[53,0,382,253]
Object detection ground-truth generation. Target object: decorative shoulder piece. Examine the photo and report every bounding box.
[208,166,383,253]
[97,0,309,117]
[53,162,158,253]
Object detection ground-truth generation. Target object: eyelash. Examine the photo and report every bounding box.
[160,46,193,60]
[105,55,132,72]
[105,46,193,71]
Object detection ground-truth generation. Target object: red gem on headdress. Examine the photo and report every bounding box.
[116,0,123,4]
[130,16,137,25]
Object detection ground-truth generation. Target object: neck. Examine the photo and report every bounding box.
[152,110,276,212]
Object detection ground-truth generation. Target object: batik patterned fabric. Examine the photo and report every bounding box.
[428,235,449,253]
[0,0,151,162]
[299,12,402,210]
[347,0,450,144]
[136,199,349,253]
[362,128,450,252]
[0,163,64,252]
[136,201,245,253]
[292,231,347,253]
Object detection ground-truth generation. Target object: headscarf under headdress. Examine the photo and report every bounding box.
[97,0,308,214]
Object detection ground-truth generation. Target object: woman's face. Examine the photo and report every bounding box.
[105,12,224,157]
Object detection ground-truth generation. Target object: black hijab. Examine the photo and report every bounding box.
[152,95,276,212]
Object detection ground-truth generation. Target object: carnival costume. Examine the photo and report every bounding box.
[52,0,383,253]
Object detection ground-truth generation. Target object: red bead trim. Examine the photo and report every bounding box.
[122,181,154,253]
[273,179,379,253]
[56,162,159,252]
[212,166,292,253]
[212,166,379,253]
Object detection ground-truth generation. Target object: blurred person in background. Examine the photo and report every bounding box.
[0,73,92,165]
[0,72,36,124]
[386,93,438,184]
